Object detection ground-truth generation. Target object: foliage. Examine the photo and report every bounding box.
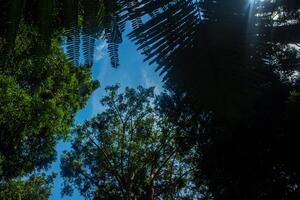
[124,0,300,121]
[160,77,300,200]
[63,0,125,67]
[124,0,300,199]
[154,1,300,199]
[0,0,63,53]
[127,0,200,68]
[0,23,99,179]
[0,174,56,200]
[61,85,198,199]
[0,0,299,199]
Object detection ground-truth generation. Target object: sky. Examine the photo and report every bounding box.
[50,23,163,200]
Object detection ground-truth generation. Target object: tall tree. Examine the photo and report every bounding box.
[61,85,198,199]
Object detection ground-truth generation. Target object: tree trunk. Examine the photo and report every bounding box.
[147,184,154,200]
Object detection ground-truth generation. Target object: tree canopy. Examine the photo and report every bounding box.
[0,22,99,179]
[61,85,198,199]
[0,0,299,199]
[0,174,56,200]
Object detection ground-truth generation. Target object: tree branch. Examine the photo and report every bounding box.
[87,135,125,193]
[151,148,177,181]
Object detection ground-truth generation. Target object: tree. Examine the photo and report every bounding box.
[0,174,56,200]
[159,76,300,200]
[61,85,198,200]
[0,22,99,179]
[136,0,300,199]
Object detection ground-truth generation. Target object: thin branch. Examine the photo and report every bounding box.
[153,167,195,198]
[87,135,125,193]
[111,98,125,125]
[110,97,127,179]
[151,148,177,181]
[79,170,101,189]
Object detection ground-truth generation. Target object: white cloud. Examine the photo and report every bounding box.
[95,41,108,61]
[141,67,162,94]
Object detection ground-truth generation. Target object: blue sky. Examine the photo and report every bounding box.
[50,23,163,200]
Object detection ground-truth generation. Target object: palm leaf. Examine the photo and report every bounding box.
[127,0,200,76]
[63,0,80,66]
[66,25,80,66]
[127,0,151,56]
[105,14,123,68]
[82,28,96,66]
[81,0,100,66]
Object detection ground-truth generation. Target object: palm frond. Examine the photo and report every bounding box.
[127,0,200,76]
[63,0,80,66]
[127,0,151,56]
[107,41,120,68]
[81,0,99,66]
[82,28,95,66]
[105,14,123,68]
[66,25,80,66]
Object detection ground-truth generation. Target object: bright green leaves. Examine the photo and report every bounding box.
[0,23,98,179]
[0,174,56,200]
[0,75,32,132]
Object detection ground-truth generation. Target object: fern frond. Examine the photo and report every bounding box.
[66,25,80,66]
[127,0,151,56]
[81,0,99,66]
[63,0,80,66]
[127,0,200,77]
[105,14,123,68]
[82,28,95,66]
[107,42,120,68]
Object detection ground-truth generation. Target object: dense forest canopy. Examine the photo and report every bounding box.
[0,0,299,199]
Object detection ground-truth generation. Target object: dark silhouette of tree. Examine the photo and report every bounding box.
[146,1,300,200]
[0,0,26,49]
[0,0,64,54]
[159,74,300,200]
[112,0,300,199]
